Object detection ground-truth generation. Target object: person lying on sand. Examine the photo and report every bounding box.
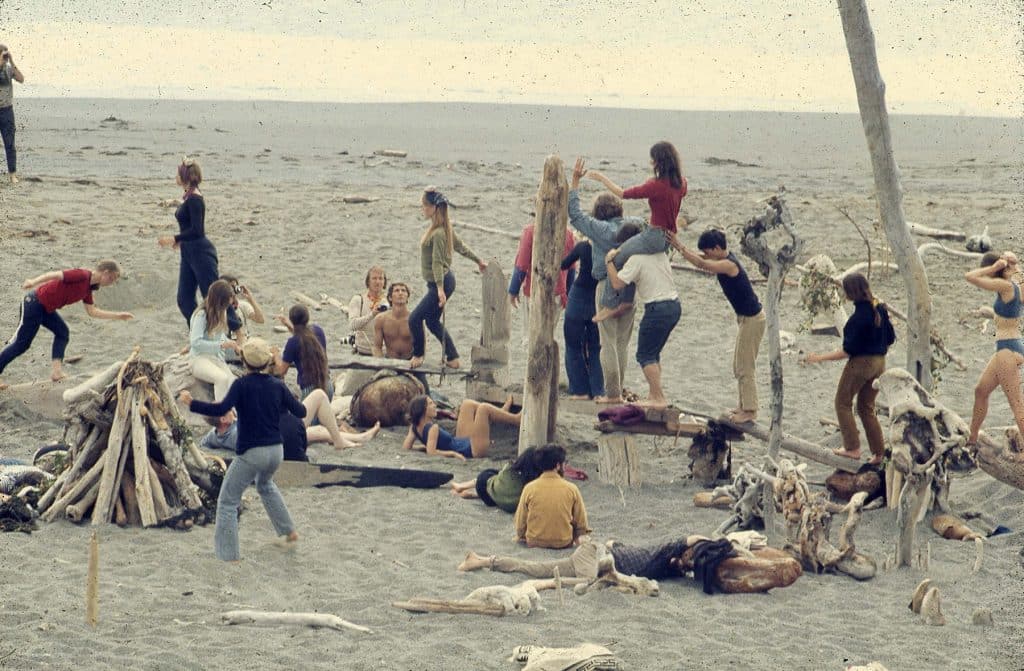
[514,445,590,549]
[459,532,801,594]
[449,446,542,513]
[403,394,520,460]
[0,260,132,390]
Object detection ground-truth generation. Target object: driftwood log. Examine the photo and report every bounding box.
[220,610,371,633]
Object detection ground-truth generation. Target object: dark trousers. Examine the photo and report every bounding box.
[0,293,69,374]
[177,238,220,325]
[0,106,16,174]
[635,299,681,367]
[410,272,458,361]
[564,315,604,397]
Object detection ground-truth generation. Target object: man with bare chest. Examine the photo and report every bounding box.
[373,282,413,359]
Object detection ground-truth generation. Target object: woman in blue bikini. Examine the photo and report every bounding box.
[403,395,521,460]
[965,251,1024,445]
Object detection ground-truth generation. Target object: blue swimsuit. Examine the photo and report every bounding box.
[414,422,473,458]
[993,283,1024,356]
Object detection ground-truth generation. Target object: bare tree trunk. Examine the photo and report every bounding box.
[518,155,567,453]
[838,0,933,389]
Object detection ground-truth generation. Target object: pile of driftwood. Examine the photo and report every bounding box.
[36,349,220,528]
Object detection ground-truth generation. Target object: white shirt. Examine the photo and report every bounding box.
[617,253,678,305]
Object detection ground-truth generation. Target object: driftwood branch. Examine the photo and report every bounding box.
[220,610,371,633]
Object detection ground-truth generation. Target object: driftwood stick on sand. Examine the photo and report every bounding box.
[220,610,372,633]
[38,425,105,512]
[41,456,106,522]
[86,530,99,628]
[291,291,322,311]
[372,149,407,158]
[455,220,521,240]
[63,360,123,406]
[917,242,981,261]
[972,537,984,574]
[65,481,101,523]
[391,599,507,617]
[907,221,966,241]
[90,388,134,525]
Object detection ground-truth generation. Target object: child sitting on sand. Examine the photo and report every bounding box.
[403,394,521,460]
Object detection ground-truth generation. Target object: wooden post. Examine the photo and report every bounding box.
[466,261,512,404]
[597,434,642,489]
[518,155,567,453]
[838,0,933,390]
[86,530,99,627]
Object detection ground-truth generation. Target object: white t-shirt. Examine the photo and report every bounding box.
[617,253,678,305]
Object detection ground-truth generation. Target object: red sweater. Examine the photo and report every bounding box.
[35,269,95,313]
[513,223,575,308]
[622,177,687,233]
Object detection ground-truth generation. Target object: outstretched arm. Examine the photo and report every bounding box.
[84,303,134,321]
[585,170,624,198]
[22,270,63,290]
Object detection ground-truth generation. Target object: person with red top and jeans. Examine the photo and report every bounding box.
[584,141,687,322]
[0,260,133,389]
[508,220,576,344]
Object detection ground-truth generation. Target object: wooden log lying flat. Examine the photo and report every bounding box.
[391,599,506,617]
[328,355,476,378]
[593,420,707,437]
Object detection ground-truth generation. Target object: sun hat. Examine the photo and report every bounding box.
[240,337,274,371]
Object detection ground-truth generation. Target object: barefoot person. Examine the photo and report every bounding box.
[965,251,1024,445]
[402,394,521,460]
[561,232,604,400]
[667,229,765,423]
[180,338,305,562]
[514,444,590,549]
[189,280,238,401]
[584,141,687,322]
[0,261,132,389]
[605,224,681,409]
[449,446,543,513]
[804,273,896,465]
[158,158,220,328]
[0,44,25,184]
[409,188,487,369]
[347,266,389,355]
[567,158,646,403]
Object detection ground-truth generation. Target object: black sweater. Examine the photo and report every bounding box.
[842,300,896,357]
[174,195,206,242]
[190,374,306,454]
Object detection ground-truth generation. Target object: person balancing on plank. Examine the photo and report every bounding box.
[0,260,133,390]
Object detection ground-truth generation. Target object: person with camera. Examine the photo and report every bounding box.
[0,44,25,185]
[220,273,265,346]
[346,266,389,355]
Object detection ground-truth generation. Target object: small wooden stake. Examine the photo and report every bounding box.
[552,566,564,607]
[86,530,99,628]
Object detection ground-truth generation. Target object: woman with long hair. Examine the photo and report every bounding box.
[804,273,897,465]
[449,446,543,512]
[275,304,331,399]
[409,188,487,369]
[158,158,220,327]
[964,251,1024,444]
[402,394,521,460]
[583,141,687,321]
[189,279,238,401]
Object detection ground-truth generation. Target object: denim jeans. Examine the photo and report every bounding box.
[600,228,669,309]
[214,444,294,561]
[564,313,604,397]
[0,106,15,174]
[636,299,681,367]
[0,292,69,375]
[409,271,458,360]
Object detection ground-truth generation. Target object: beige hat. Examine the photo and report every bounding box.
[240,337,274,370]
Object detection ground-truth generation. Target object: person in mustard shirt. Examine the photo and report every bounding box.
[514,444,590,549]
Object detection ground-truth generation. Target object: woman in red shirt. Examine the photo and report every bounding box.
[584,141,687,322]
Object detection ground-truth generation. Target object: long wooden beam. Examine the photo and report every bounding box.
[327,356,477,379]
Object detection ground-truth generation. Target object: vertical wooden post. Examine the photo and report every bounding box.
[86,530,99,627]
[838,0,933,390]
[467,262,511,403]
[518,155,567,453]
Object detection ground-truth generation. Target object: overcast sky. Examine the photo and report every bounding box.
[1,0,1020,115]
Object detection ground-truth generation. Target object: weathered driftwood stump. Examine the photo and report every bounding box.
[467,261,513,404]
[596,434,641,489]
[393,582,546,617]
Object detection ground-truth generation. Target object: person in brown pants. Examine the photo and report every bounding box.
[804,273,896,465]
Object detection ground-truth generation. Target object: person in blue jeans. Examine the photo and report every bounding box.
[180,338,305,562]
[561,234,604,399]
[605,224,681,409]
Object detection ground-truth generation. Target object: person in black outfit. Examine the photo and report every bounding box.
[158,158,219,326]
[561,234,604,399]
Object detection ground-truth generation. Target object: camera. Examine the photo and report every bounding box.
[233,284,244,295]
[342,334,357,346]
[377,304,389,313]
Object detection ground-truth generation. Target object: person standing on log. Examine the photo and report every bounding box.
[584,141,687,323]
[158,158,220,327]
[409,188,487,370]
[347,266,389,355]
[189,279,239,401]
[403,394,521,460]
[0,261,132,390]
[605,224,681,409]
[560,232,604,399]
[0,44,25,184]
[513,444,590,549]
[567,157,646,404]
[667,229,765,423]
[804,273,896,465]
[180,338,305,562]
[964,251,1024,445]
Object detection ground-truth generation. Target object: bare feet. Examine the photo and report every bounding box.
[832,448,862,460]
[366,421,382,439]
[0,381,7,391]
[50,370,67,383]
[409,356,424,369]
[567,394,590,401]
[9,173,18,185]
[637,397,668,409]
[445,358,461,369]
[595,395,623,404]
[457,551,492,572]
[728,410,757,424]
[274,530,300,550]
[502,394,514,411]
[867,455,884,466]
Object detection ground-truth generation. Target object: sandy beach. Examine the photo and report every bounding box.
[0,101,1022,670]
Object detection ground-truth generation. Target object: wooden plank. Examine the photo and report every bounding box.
[597,434,641,489]
[593,420,707,437]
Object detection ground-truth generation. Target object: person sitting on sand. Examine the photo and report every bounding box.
[567,157,647,404]
[347,266,389,355]
[199,388,381,454]
[274,304,332,400]
[373,282,414,359]
[964,251,1024,446]
[605,224,681,409]
[583,141,687,323]
[458,533,801,594]
[409,187,487,370]
[449,446,543,513]
[220,274,265,346]
[189,279,238,401]
[179,338,304,562]
[402,394,521,460]
[514,444,590,549]
[561,231,604,400]
[0,260,133,390]
[667,229,765,423]
[804,273,896,465]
